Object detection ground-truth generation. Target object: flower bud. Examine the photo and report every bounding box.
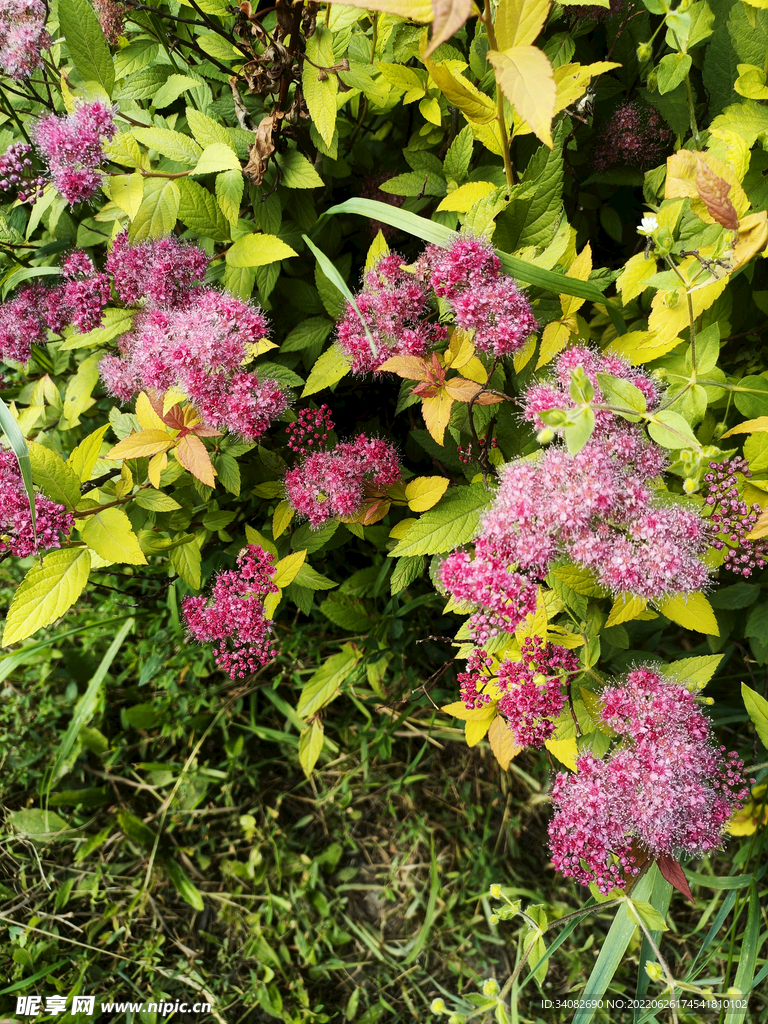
[431,998,447,1015]
[448,1015,466,1024]
[489,883,503,899]
[637,41,653,62]
[726,988,743,998]
[537,427,556,445]
[683,478,697,494]
[483,979,500,997]
[490,913,500,925]
[645,961,664,981]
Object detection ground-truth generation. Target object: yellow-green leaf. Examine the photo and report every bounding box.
[273,500,294,538]
[722,417,768,436]
[617,251,658,305]
[61,353,102,429]
[465,706,496,746]
[129,178,181,242]
[226,233,298,268]
[426,59,497,124]
[488,45,556,148]
[169,535,202,590]
[302,346,352,398]
[3,547,91,646]
[28,442,81,510]
[298,720,325,777]
[105,172,144,220]
[658,592,719,635]
[495,0,551,49]
[192,142,242,175]
[405,476,450,511]
[303,25,337,148]
[107,429,175,460]
[68,424,110,483]
[80,507,148,565]
[437,181,497,212]
[442,700,500,722]
[488,714,522,769]
[605,593,647,627]
[544,736,578,771]
[273,549,307,588]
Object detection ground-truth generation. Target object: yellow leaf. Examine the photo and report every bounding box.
[605,593,648,627]
[365,230,389,272]
[175,434,216,488]
[537,319,573,369]
[107,429,175,460]
[731,210,768,271]
[465,706,497,746]
[273,550,307,588]
[488,45,556,148]
[437,180,497,212]
[426,59,497,124]
[421,389,454,445]
[377,355,433,381]
[163,387,187,415]
[748,506,768,539]
[544,736,578,771]
[495,0,551,49]
[147,452,167,489]
[263,588,282,619]
[658,592,719,635]
[389,518,417,539]
[3,547,92,646]
[444,377,483,402]
[442,700,498,722]
[424,0,476,58]
[606,330,685,365]
[273,500,294,538]
[665,150,750,223]
[722,416,768,436]
[405,476,450,511]
[553,61,621,115]
[617,252,658,305]
[513,335,536,373]
[106,172,145,220]
[488,714,522,769]
[445,328,476,369]
[243,339,279,361]
[67,424,110,483]
[515,587,547,645]
[560,242,592,317]
[135,392,166,431]
[328,0,433,18]
[80,507,148,566]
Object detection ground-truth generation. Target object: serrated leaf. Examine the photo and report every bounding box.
[226,233,297,268]
[658,592,719,635]
[129,178,180,242]
[68,424,110,483]
[106,172,144,220]
[169,536,201,590]
[186,107,235,150]
[177,177,230,242]
[488,714,522,769]
[216,169,244,226]
[107,429,175,460]
[303,25,338,148]
[273,550,306,588]
[131,127,202,166]
[489,45,555,148]
[59,0,114,95]
[422,389,454,445]
[297,644,361,718]
[80,507,147,565]
[405,476,450,512]
[662,654,722,689]
[742,683,768,748]
[426,59,497,124]
[495,0,550,49]
[153,74,200,110]
[276,149,325,189]
[298,720,324,777]
[389,483,491,557]
[425,0,476,57]
[647,410,700,449]
[175,434,216,487]
[302,347,352,398]
[437,180,497,212]
[193,143,242,176]
[3,548,91,646]
[134,489,181,511]
[605,593,647,627]
[28,443,81,510]
[273,500,294,539]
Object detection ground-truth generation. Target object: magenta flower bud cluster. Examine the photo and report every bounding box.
[33,100,117,206]
[439,348,709,643]
[97,233,288,440]
[593,100,674,173]
[549,666,750,892]
[335,236,537,373]
[705,457,768,577]
[0,141,46,203]
[182,545,278,679]
[284,408,401,527]
[0,0,51,80]
[286,404,334,455]
[93,0,125,45]
[0,250,111,365]
[0,449,74,558]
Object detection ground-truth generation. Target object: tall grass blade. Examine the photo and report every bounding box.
[0,395,36,537]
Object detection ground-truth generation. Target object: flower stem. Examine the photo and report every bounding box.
[482,0,515,196]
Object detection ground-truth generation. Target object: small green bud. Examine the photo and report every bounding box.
[533,673,548,687]
[679,0,692,10]
[537,427,556,445]
[683,478,697,494]
[645,961,664,981]
[726,987,743,998]
[489,883,503,899]
[431,998,447,1015]
[637,41,653,62]
[539,408,568,428]
[483,979,500,997]
[647,68,658,91]
[448,1016,467,1024]
[490,913,500,925]
[713,422,729,438]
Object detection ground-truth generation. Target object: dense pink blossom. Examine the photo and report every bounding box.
[496,637,579,748]
[182,545,278,679]
[0,283,49,364]
[458,648,495,710]
[593,100,673,172]
[336,253,443,374]
[105,231,209,308]
[285,433,401,527]
[33,101,117,205]
[0,141,46,203]
[0,0,51,80]
[705,457,768,577]
[549,666,749,892]
[0,449,74,557]
[93,0,125,44]
[286,404,334,455]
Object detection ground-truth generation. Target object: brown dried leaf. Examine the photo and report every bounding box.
[695,159,739,230]
[657,854,695,904]
[242,115,276,185]
[424,0,476,58]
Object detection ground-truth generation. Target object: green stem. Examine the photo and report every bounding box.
[483,0,515,195]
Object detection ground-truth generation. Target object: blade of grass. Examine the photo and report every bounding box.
[724,879,761,1023]
[403,836,440,964]
[301,233,376,356]
[635,871,673,1021]
[0,395,36,539]
[322,198,627,334]
[42,617,135,801]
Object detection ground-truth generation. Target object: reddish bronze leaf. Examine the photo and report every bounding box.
[657,854,695,904]
[695,160,739,230]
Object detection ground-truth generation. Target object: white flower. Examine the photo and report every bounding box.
[638,214,659,236]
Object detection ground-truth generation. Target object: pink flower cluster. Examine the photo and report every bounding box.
[549,666,749,892]
[593,100,673,173]
[705,457,768,577]
[335,237,537,372]
[286,404,334,455]
[0,141,46,203]
[496,637,579,748]
[336,253,444,374]
[421,236,538,357]
[0,449,74,557]
[284,408,401,526]
[182,545,278,679]
[99,234,288,440]
[0,0,50,80]
[0,250,110,365]
[33,100,117,205]
[439,348,709,641]
[93,0,125,45]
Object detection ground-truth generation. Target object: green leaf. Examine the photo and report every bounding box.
[129,178,180,242]
[298,720,324,777]
[320,594,374,632]
[293,563,337,591]
[303,25,338,148]
[113,39,159,78]
[595,372,647,416]
[647,410,700,449]
[186,106,236,150]
[734,374,768,417]
[391,555,426,594]
[657,52,692,94]
[169,535,202,590]
[297,644,361,718]
[301,346,352,397]
[0,396,35,537]
[281,317,334,353]
[663,654,723,688]
[658,592,719,635]
[496,128,564,249]
[28,442,82,510]
[61,352,102,429]
[443,124,474,183]
[380,170,447,198]
[131,127,202,166]
[3,547,92,646]
[624,897,669,932]
[176,177,230,241]
[118,810,155,848]
[276,149,325,189]
[216,169,245,226]
[726,879,760,1024]
[192,143,242,175]
[152,74,200,109]
[134,489,182,511]
[7,808,71,842]
[389,483,491,558]
[80,507,148,566]
[742,682,768,748]
[59,0,115,95]
[226,233,298,267]
[165,858,205,911]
